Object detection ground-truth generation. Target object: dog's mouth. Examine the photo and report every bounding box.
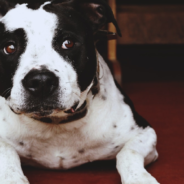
[27,101,81,117]
[33,101,87,124]
[10,101,88,124]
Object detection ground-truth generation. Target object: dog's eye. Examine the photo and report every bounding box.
[61,40,74,49]
[4,44,16,55]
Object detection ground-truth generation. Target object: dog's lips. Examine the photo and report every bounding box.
[32,110,53,117]
[9,105,57,117]
[64,108,75,114]
[64,101,79,114]
[35,101,86,117]
[29,101,87,124]
[9,100,87,122]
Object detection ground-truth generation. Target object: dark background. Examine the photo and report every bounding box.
[97,0,184,84]
[116,0,184,5]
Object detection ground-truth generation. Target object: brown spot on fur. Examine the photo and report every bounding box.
[26,154,32,158]
[78,149,85,154]
[19,142,24,146]
[101,95,106,100]
[132,150,136,154]
[131,126,135,130]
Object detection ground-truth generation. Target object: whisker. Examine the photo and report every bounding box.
[2,88,11,96]
[2,88,12,98]
[4,90,11,98]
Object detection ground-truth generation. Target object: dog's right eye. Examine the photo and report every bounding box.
[61,40,74,49]
[4,44,16,55]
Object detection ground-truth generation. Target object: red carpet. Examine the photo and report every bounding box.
[23,81,184,184]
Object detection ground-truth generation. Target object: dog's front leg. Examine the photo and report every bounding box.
[0,139,29,184]
[116,127,159,184]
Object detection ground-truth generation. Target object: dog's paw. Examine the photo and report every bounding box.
[124,172,159,184]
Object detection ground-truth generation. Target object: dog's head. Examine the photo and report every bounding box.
[0,0,120,121]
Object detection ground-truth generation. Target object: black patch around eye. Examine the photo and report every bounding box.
[49,7,97,92]
[0,24,27,96]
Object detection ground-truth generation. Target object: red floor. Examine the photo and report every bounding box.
[23,81,184,184]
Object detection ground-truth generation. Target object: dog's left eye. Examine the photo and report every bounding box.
[61,40,74,49]
[4,44,16,55]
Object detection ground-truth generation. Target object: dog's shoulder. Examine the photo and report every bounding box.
[115,80,151,128]
[95,52,150,129]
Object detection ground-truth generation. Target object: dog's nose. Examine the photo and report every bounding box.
[22,70,59,98]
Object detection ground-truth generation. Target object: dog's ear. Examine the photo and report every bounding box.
[52,0,121,36]
[0,0,15,17]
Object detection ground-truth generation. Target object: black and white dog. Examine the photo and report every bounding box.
[0,0,159,183]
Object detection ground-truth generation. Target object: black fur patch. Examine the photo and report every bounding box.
[0,23,27,96]
[115,80,150,128]
[45,4,97,92]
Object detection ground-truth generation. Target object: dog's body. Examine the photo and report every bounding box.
[0,1,159,183]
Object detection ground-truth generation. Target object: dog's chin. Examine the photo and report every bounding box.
[9,106,56,117]
[10,101,81,117]
[9,100,87,124]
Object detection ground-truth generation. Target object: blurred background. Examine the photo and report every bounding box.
[97,0,184,84]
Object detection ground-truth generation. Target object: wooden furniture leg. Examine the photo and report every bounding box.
[108,0,122,86]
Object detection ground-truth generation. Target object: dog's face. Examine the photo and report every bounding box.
[0,0,120,119]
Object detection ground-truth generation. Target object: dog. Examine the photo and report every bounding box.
[0,0,159,183]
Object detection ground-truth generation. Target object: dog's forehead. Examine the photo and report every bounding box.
[1,3,57,34]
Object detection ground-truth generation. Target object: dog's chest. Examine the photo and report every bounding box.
[9,119,123,169]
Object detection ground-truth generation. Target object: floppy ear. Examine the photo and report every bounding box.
[52,0,121,36]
